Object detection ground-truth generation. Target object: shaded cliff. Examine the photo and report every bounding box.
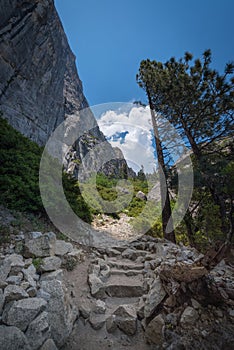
[0,0,90,145]
[0,0,134,179]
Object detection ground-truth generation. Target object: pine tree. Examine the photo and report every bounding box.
[137,50,234,244]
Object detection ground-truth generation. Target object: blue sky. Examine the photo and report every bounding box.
[55,0,233,106]
[55,0,234,173]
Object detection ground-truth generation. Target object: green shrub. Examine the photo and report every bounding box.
[32,257,43,272]
[0,225,11,244]
[0,116,92,223]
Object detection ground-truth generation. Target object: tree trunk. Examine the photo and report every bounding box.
[147,89,176,243]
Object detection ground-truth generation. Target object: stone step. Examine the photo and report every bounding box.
[110,268,143,277]
[105,275,145,298]
[107,259,144,271]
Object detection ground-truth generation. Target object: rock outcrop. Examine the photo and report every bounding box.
[0,0,133,179]
[0,0,87,146]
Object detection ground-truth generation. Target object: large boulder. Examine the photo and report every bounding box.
[145,314,165,345]
[40,279,78,347]
[26,311,51,350]
[2,297,47,331]
[113,305,137,336]
[24,232,56,258]
[0,325,30,350]
[144,277,167,318]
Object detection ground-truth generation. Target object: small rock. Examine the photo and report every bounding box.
[145,314,165,345]
[6,274,22,285]
[106,248,121,257]
[228,308,234,317]
[0,258,11,283]
[201,330,209,337]
[79,301,91,319]
[122,248,138,260]
[5,254,25,275]
[67,249,84,261]
[39,339,58,350]
[55,240,73,256]
[2,297,47,331]
[0,279,7,289]
[113,305,137,336]
[40,256,62,272]
[136,191,147,201]
[213,308,223,318]
[24,259,33,268]
[37,289,51,302]
[180,306,199,328]
[22,266,38,288]
[166,313,178,326]
[106,315,117,333]
[89,264,100,276]
[191,298,201,309]
[88,274,105,299]
[25,232,42,240]
[0,289,5,314]
[93,299,106,314]
[100,265,111,280]
[21,281,30,290]
[24,232,56,258]
[40,269,63,282]
[89,314,106,330]
[27,287,37,297]
[0,325,30,350]
[14,234,25,242]
[4,284,29,302]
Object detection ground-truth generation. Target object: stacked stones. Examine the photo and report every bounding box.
[0,231,83,350]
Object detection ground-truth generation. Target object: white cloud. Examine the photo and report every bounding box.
[96,105,157,173]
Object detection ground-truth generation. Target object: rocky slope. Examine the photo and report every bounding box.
[0,221,233,350]
[0,0,131,178]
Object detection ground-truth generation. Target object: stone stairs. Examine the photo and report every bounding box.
[62,236,169,349]
[85,237,160,337]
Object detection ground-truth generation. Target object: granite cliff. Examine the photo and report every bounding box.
[0,0,131,178]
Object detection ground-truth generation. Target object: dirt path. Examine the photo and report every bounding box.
[92,213,139,241]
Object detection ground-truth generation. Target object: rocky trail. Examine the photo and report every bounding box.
[0,208,234,350]
[62,235,234,350]
[62,239,158,350]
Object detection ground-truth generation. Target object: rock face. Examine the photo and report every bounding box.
[0,0,133,179]
[0,0,88,146]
